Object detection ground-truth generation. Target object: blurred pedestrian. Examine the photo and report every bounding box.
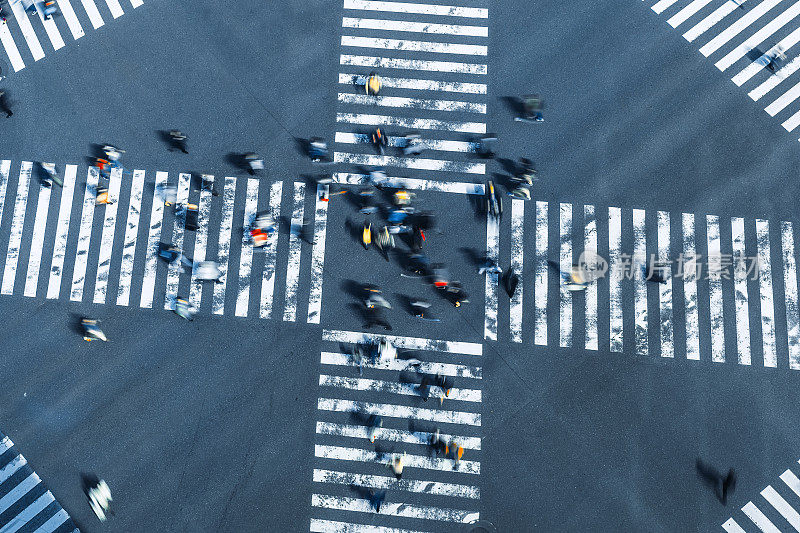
[169,130,188,154]
[403,133,424,156]
[477,134,497,159]
[95,186,115,205]
[429,428,447,456]
[372,128,388,155]
[364,307,392,331]
[308,138,329,162]
[368,489,386,512]
[503,267,519,297]
[388,452,406,480]
[297,217,315,245]
[352,344,366,376]
[0,90,11,118]
[195,261,223,283]
[244,152,264,175]
[478,257,502,275]
[367,414,382,443]
[447,440,464,466]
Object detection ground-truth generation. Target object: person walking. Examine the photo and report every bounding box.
[388,452,406,480]
[478,257,502,275]
[368,489,386,512]
[169,130,188,154]
[0,91,12,118]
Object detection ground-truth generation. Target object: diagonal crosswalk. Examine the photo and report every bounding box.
[0,433,78,533]
[723,458,800,532]
[644,0,800,140]
[0,160,327,322]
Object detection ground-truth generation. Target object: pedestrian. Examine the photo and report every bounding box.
[95,186,115,205]
[364,307,392,331]
[644,261,669,284]
[447,440,464,467]
[159,183,178,207]
[244,153,263,175]
[444,281,469,307]
[368,489,386,512]
[0,90,13,118]
[478,257,502,275]
[352,344,366,376]
[297,217,315,245]
[388,452,406,480]
[375,226,394,261]
[429,428,447,456]
[417,373,431,402]
[169,130,188,154]
[195,261,223,283]
[502,267,519,297]
[410,299,437,321]
[403,133,424,156]
[377,339,397,363]
[563,266,588,292]
[366,414,382,443]
[477,134,497,159]
[308,138,329,162]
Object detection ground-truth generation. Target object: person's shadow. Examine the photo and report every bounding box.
[696,459,724,502]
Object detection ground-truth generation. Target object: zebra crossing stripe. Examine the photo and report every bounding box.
[10,0,45,61]
[782,106,800,132]
[212,176,236,315]
[11,491,56,530]
[633,209,648,355]
[116,169,145,307]
[0,435,11,454]
[756,219,777,367]
[335,131,479,153]
[319,374,482,402]
[742,501,781,533]
[734,26,800,86]
[684,0,745,43]
[1,162,31,295]
[333,152,485,174]
[559,203,573,348]
[103,0,125,18]
[313,468,480,499]
[235,178,258,318]
[23,172,51,297]
[338,92,486,113]
[782,468,800,498]
[332,172,484,194]
[707,215,725,363]
[69,168,99,301]
[46,165,76,300]
[322,329,483,355]
[651,0,679,15]
[163,173,190,309]
[609,207,623,352]
[139,171,167,308]
[58,0,86,39]
[341,35,487,56]
[79,0,105,29]
[337,73,487,94]
[765,77,800,116]
[93,168,122,304]
[312,494,479,523]
[188,178,214,309]
[535,201,548,346]
[667,0,714,28]
[0,456,26,484]
[315,444,480,474]
[341,54,487,75]
[682,213,700,360]
[699,0,781,57]
[320,351,483,379]
[318,398,481,426]
[38,7,65,51]
[484,215,499,341]
[342,0,488,19]
[658,211,673,358]
[510,199,524,343]
[761,485,800,530]
[307,184,328,324]
[0,472,40,516]
[315,420,482,450]
[732,218,752,365]
[130,0,143,7]
[585,205,598,350]
[31,508,69,533]
[342,17,487,37]
[722,518,747,533]
[782,222,800,370]
[283,181,305,322]
[0,22,25,72]
[259,181,282,319]
[310,518,425,533]
[749,57,800,100]
[337,112,486,133]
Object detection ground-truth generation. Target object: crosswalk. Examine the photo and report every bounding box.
[311,329,482,532]
[0,160,329,322]
[0,433,78,533]
[645,0,800,140]
[723,458,800,532]
[0,0,141,74]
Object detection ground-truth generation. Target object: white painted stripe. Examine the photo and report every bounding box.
[609,207,623,353]
[46,165,76,300]
[307,184,328,324]
[315,445,479,474]
[103,0,124,18]
[762,485,800,530]
[335,131,479,153]
[668,0,713,27]
[315,420,481,450]
[130,0,142,7]
[658,211,673,358]
[312,494,479,523]
[338,72,486,94]
[3,491,55,533]
[684,0,746,42]
[338,91,486,113]
[342,0,488,18]
[93,167,122,304]
[782,107,800,132]
[341,35,487,56]
[22,175,51,298]
[38,7,65,51]
[484,214,499,341]
[79,0,104,29]
[139,171,167,308]
[332,172,484,194]
[722,518,748,533]
[69,168,99,301]
[333,152,485,174]
[188,178,213,309]
[30,508,69,533]
[782,221,800,369]
[732,218,752,365]
[337,112,486,134]
[163,173,191,309]
[585,205,598,351]
[783,468,800,498]
[756,219,777,367]
[742,501,782,533]
[320,351,482,379]
[750,55,800,100]
[734,25,800,86]
[212,176,236,315]
[342,17,487,37]
[633,209,648,356]
[535,201,548,346]
[652,0,679,14]
[322,329,483,355]
[56,0,86,39]
[235,178,258,317]
[9,0,45,61]
[310,518,424,533]
[0,435,11,454]
[283,182,305,322]
[510,199,524,343]
[0,23,26,72]
[320,374,481,401]
[1,162,31,295]
[715,0,800,71]
[0,455,26,484]
[341,54,486,75]
[683,213,701,360]
[0,472,40,516]
[313,468,480,499]
[318,398,481,426]
[707,215,725,362]
[116,169,144,306]
[699,0,782,57]
[765,77,800,115]
[259,181,283,319]
[559,203,572,348]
